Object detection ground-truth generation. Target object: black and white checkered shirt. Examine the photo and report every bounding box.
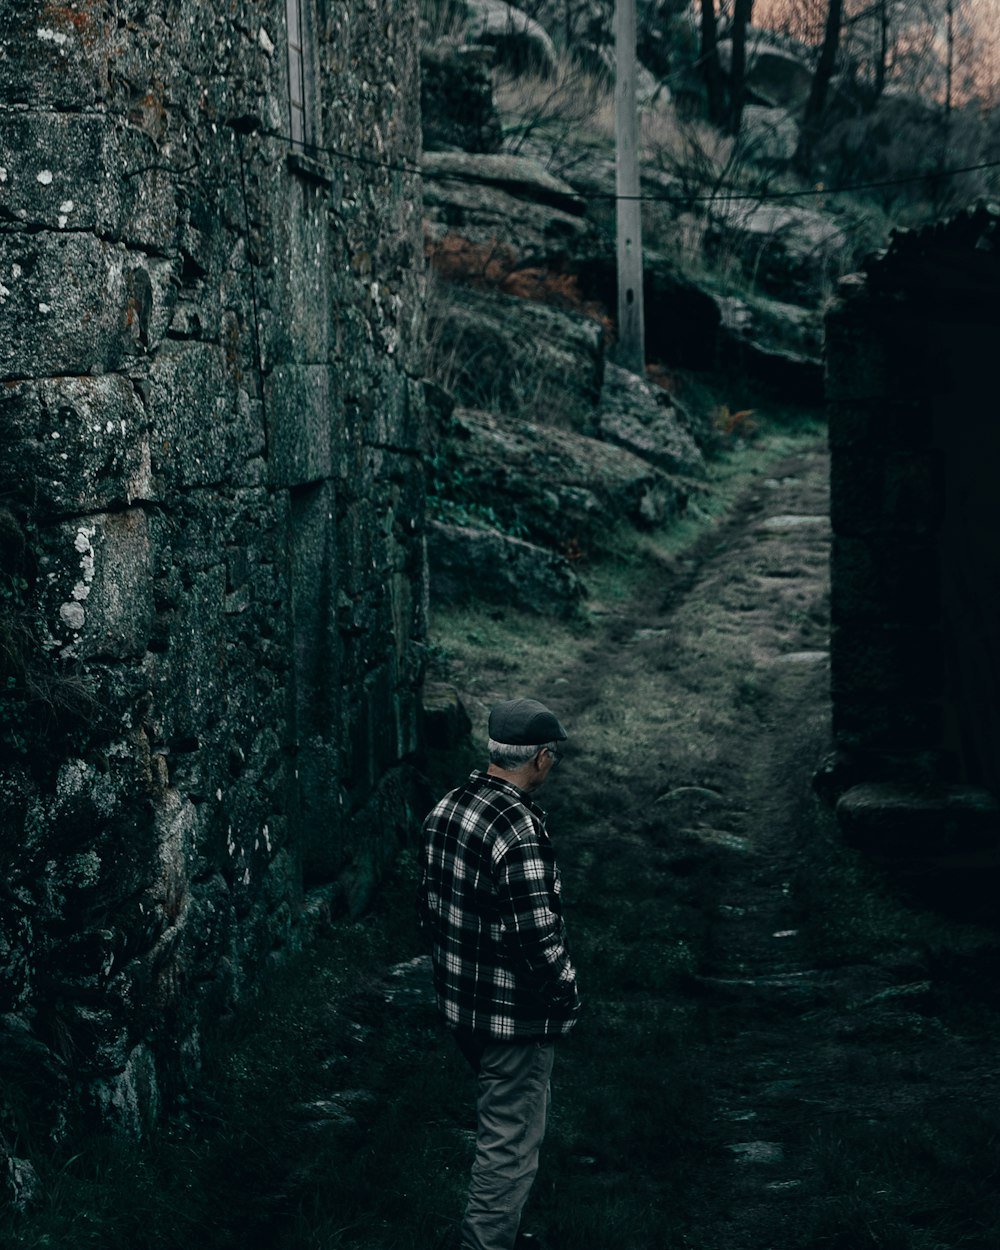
[420,770,580,1042]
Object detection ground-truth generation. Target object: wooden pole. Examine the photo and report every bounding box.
[614,0,645,374]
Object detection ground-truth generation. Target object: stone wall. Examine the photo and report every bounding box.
[0,0,426,1140]
[826,210,1000,848]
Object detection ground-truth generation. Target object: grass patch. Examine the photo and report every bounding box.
[1,863,457,1250]
[792,800,1000,971]
[3,839,712,1249]
[428,406,827,665]
[576,408,826,607]
[425,599,593,705]
[802,1110,1000,1250]
[785,801,1000,1249]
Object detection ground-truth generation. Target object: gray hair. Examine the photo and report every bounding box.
[488,738,558,771]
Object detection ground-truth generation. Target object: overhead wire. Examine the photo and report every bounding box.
[215,54,1000,509]
[253,123,1000,208]
[225,117,996,401]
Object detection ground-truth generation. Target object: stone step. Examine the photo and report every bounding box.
[836,781,1000,856]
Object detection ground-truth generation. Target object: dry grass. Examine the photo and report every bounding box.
[493,57,616,165]
[419,0,468,45]
[425,231,611,333]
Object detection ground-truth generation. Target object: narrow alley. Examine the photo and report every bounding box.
[476,434,1000,1250]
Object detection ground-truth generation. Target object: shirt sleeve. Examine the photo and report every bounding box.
[492,819,579,1012]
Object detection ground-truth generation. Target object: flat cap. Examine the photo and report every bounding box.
[488,698,567,746]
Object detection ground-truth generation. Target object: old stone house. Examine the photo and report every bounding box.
[0,0,425,1138]
[825,207,1000,857]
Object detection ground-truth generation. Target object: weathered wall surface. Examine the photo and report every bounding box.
[826,281,945,779]
[826,210,1000,851]
[0,0,426,1140]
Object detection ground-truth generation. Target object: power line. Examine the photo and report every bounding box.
[255,123,1000,208]
[675,158,1000,204]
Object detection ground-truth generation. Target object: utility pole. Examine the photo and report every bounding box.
[614,0,645,374]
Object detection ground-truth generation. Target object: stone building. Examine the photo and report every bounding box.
[0,0,426,1139]
[825,207,1000,856]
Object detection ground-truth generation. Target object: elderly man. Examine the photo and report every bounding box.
[420,697,581,1250]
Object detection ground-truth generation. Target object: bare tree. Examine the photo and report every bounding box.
[756,0,1000,122]
[754,0,842,42]
[728,0,755,134]
[698,0,755,134]
[794,0,844,172]
[873,0,891,98]
[944,0,954,113]
[699,0,727,126]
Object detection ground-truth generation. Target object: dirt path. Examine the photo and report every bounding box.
[137,429,996,1250]
[485,437,1000,1249]
[14,437,999,1250]
[532,440,839,1243]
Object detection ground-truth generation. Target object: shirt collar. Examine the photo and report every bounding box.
[469,769,546,818]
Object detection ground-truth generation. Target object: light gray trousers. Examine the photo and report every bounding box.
[461,1041,556,1250]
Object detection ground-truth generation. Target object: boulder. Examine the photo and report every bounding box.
[420,45,503,154]
[641,255,821,389]
[435,406,687,547]
[2,1142,41,1216]
[717,33,814,108]
[422,150,598,270]
[596,363,706,478]
[722,292,822,360]
[423,150,585,215]
[719,334,823,404]
[740,105,799,167]
[426,282,605,427]
[705,202,848,303]
[571,253,821,403]
[427,520,584,616]
[481,0,672,100]
[566,42,662,105]
[713,293,823,401]
[460,0,558,76]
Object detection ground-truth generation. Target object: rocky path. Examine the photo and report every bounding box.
[366,430,1000,1250]
[12,437,998,1250]
[150,428,998,1250]
[530,439,841,1246]
[507,436,1000,1250]
[646,447,841,1236]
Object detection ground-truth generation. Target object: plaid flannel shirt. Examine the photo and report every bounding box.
[419,770,580,1042]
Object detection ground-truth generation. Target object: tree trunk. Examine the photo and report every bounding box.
[794,0,844,174]
[699,0,726,127]
[874,0,889,100]
[728,0,755,135]
[945,0,954,116]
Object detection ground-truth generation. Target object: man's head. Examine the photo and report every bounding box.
[488,698,567,747]
[487,698,567,792]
